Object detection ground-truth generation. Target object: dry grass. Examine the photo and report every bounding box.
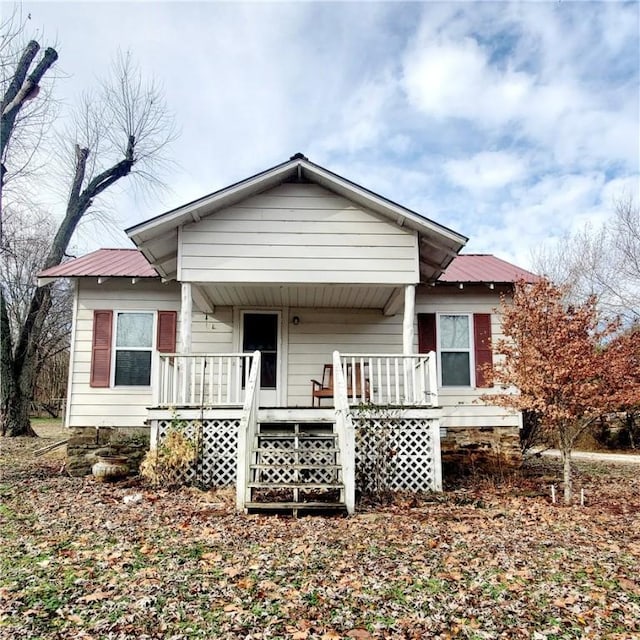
[1,425,639,639]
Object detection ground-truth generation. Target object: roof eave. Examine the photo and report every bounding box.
[126,158,299,243]
[126,156,468,256]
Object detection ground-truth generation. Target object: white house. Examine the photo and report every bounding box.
[39,154,537,514]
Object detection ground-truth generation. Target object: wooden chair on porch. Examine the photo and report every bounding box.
[311,363,370,407]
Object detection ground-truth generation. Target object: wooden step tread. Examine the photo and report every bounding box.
[253,447,340,454]
[251,463,342,470]
[257,433,338,439]
[248,482,344,489]
[246,502,347,510]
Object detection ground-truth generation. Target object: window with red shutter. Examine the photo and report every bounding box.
[419,312,493,388]
[90,310,113,388]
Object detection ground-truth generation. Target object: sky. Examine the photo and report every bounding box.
[10,0,640,268]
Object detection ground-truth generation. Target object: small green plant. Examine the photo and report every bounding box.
[140,416,201,487]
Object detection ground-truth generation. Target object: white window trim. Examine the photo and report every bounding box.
[111,310,157,388]
[436,313,475,388]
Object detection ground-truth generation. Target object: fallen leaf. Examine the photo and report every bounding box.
[79,590,111,603]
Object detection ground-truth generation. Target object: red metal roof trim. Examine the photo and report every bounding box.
[438,254,539,284]
[39,248,158,278]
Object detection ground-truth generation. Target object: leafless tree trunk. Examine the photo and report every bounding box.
[1,42,175,436]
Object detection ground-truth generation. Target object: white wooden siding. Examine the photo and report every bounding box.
[415,287,519,428]
[68,279,234,428]
[179,183,418,284]
[68,278,516,430]
[286,308,404,406]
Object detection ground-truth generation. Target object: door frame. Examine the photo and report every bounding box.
[235,308,288,407]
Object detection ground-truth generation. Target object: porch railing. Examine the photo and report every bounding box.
[156,353,255,407]
[338,352,438,407]
[236,351,261,511]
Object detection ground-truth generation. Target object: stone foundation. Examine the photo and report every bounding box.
[66,426,150,477]
[441,426,522,476]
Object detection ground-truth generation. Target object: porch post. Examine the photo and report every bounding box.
[180,282,192,404]
[402,285,416,403]
[180,282,192,354]
[402,284,415,354]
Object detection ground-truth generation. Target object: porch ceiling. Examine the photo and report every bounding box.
[198,283,396,309]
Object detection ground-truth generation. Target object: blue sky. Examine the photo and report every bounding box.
[16,0,640,267]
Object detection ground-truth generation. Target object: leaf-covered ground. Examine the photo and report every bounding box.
[1,425,639,640]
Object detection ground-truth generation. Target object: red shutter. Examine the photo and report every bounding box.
[90,310,113,388]
[418,313,437,353]
[156,311,177,353]
[473,313,493,388]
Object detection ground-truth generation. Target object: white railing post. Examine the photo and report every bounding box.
[428,350,438,407]
[333,350,355,515]
[236,351,261,512]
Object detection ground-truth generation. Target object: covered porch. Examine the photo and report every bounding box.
[148,346,442,515]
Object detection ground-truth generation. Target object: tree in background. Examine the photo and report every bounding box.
[1,208,72,418]
[601,325,640,449]
[1,18,175,436]
[532,197,639,323]
[487,278,620,505]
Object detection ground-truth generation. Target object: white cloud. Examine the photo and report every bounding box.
[402,36,532,127]
[12,0,639,267]
[444,151,528,192]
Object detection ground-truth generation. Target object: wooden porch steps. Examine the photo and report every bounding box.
[245,501,347,515]
[248,482,344,489]
[247,421,346,515]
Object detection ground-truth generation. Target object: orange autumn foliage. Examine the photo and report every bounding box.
[489,279,620,442]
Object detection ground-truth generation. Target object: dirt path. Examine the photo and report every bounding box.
[535,448,640,464]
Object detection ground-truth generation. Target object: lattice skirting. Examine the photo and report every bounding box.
[354,417,439,493]
[151,416,440,492]
[153,418,239,487]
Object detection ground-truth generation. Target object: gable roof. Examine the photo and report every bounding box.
[126,154,468,281]
[437,254,539,284]
[38,248,158,281]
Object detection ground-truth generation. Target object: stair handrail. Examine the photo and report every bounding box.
[332,350,355,514]
[236,350,261,512]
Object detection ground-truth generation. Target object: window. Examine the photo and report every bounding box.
[114,312,154,386]
[438,314,472,386]
[418,312,493,389]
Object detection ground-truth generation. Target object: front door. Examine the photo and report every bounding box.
[242,312,280,406]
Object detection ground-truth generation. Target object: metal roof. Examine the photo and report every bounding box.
[39,249,536,285]
[438,254,538,283]
[38,248,158,279]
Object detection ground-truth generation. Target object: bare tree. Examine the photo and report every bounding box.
[1,40,175,436]
[1,206,72,416]
[532,197,640,322]
[1,12,58,246]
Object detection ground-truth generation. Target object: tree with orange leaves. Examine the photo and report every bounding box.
[601,325,640,448]
[488,278,620,504]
